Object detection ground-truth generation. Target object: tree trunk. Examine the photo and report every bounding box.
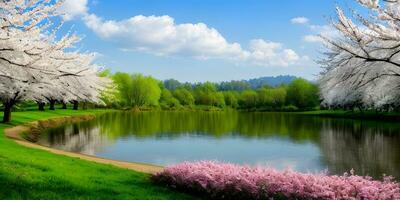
[3,101,14,123]
[38,102,45,111]
[49,100,56,110]
[73,101,79,110]
[62,103,67,109]
[357,105,364,113]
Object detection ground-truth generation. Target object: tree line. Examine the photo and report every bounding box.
[101,72,320,111]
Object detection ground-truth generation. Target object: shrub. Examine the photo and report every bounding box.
[152,161,399,200]
[282,105,298,112]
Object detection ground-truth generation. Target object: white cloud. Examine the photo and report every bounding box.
[60,0,89,21]
[291,17,309,24]
[304,35,323,43]
[83,14,302,67]
[84,14,247,59]
[247,39,300,67]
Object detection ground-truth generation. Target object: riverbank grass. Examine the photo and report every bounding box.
[0,109,198,200]
[300,110,400,121]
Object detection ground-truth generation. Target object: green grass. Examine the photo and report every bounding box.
[0,109,199,200]
[299,110,400,121]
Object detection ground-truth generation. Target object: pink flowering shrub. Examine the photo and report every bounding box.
[152,161,400,200]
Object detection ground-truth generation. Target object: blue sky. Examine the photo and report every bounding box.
[61,0,359,82]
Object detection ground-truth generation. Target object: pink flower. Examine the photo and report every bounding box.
[152,161,400,200]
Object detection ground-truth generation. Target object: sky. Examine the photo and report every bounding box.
[60,0,360,82]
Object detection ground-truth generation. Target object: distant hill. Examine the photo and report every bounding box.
[246,75,297,88]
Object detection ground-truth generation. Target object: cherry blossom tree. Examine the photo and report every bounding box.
[319,0,400,111]
[0,0,108,122]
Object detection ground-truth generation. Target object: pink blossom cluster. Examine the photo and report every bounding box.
[152,161,400,200]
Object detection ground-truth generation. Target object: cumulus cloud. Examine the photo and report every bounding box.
[247,39,300,67]
[59,1,304,67]
[60,0,89,21]
[291,17,309,24]
[83,14,301,67]
[83,14,247,60]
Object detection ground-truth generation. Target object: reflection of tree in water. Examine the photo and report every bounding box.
[318,119,400,179]
[88,111,321,142]
[40,124,110,155]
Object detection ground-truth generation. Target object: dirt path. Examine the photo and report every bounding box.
[4,116,163,174]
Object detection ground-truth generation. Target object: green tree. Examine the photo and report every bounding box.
[112,72,133,107]
[223,91,239,108]
[98,70,119,108]
[270,87,287,107]
[113,73,161,108]
[173,88,195,106]
[160,88,180,109]
[217,81,250,91]
[239,90,258,108]
[211,92,226,108]
[193,82,225,108]
[193,82,217,105]
[163,79,182,90]
[258,86,287,109]
[286,78,319,110]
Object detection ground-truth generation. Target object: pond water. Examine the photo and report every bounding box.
[37,111,400,178]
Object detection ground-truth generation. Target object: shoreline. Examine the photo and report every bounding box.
[117,108,400,121]
[4,113,163,174]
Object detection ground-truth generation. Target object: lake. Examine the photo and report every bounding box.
[37,111,400,179]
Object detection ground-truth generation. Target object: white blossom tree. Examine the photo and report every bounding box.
[0,0,108,122]
[319,0,400,111]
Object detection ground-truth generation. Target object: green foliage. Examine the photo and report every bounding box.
[258,86,287,108]
[98,71,119,108]
[160,88,181,109]
[240,90,258,109]
[101,72,319,111]
[113,73,161,108]
[163,79,182,90]
[223,91,239,108]
[286,78,319,110]
[193,82,225,107]
[217,80,250,91]
[173,88,195,106]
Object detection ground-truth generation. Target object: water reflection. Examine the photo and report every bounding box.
[38,111,400,178]
[319,120,400,178]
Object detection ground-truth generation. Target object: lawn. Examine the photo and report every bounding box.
[300,110,400,121]
[0,109,199,200]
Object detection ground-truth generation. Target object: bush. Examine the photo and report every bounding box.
[282,105,298,112]
[152,161,399,200]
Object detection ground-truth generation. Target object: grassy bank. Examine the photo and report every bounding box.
[300,110,400,121]
[0,109,198,200]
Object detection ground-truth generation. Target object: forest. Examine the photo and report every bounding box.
[100,72,320,111]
